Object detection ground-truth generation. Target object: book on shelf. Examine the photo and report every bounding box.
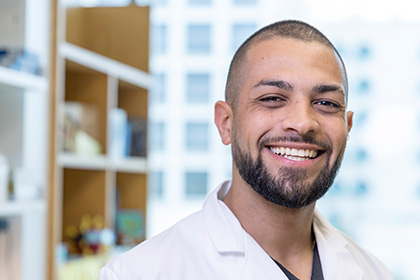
[61,101,101,155]
[127,116,147,158]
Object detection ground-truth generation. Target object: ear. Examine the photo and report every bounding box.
[214,101,233,145]
[346,110,353,134]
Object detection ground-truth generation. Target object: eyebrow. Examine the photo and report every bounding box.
[254,79,345,97]
[254,79,293,90]
[312,84,345,98]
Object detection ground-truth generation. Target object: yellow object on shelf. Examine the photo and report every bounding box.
[58,254,111,280]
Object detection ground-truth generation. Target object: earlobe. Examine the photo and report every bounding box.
[347,111,354,134]
[214,101,233,145]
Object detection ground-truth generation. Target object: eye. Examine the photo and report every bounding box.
[313,100,343,113]
[257,95,287,108]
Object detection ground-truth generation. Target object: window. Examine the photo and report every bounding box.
[187,73,210,103]
[355,148,368,162]
[355,111,368,126]
[355,181,368,196]
[188,0,211,5]
[147,0,167,6]
[151,24,167,54]
[149,171,164,198]
[416,183,420,198]
[150,122,165,151]
[97,0,131,5]
[186,122,209,151]
[233,0,257,5]
[151,73,166,103]
[232,23,256,51]
[185,171,208,197]
[358,44,371,59]
[357,79,370,94]
[329,181,343,196]
[187,24,211,54]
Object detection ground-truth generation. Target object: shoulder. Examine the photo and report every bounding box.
[340,233,392,279]
[100,210,209,279]
[313,210,393,279]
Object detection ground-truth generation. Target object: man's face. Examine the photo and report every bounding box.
[225,38,353,208]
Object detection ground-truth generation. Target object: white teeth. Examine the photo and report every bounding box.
[269,146,318,161]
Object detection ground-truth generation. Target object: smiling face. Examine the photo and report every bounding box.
[215,38,353,208]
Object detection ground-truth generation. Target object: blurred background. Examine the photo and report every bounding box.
[0,0,419,279]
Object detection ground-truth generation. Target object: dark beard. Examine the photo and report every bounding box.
[232,137,343,209]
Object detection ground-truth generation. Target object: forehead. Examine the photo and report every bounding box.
[242,38,345,88]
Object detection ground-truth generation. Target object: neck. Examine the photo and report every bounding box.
[223,174,316,279]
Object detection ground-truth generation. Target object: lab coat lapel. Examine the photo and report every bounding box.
[203,181,288,280]
[314,211,364,280]
[240,233,289,280]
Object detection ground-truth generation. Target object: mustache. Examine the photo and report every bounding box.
[258,135,331,151]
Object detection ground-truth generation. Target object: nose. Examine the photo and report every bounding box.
[281,101,320,135]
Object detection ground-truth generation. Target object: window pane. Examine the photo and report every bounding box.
[188,0,211,5]
[358,44,371,59]
[185,171,208,197]
[187,24,211,54]
[151,24,167,54]
[148,0,167,6]
[187,73,210,103]
[232,23,257,51]
[233,0,257,5]
[151,73,166,103]
[186,122,209,151]
[150,122,165,151]
[149,171,164,198]
[357,79,370,94]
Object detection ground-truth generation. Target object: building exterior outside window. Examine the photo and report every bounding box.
[185,171,208,197]
[151,73,166,103]
[233,0,257,5]
[232,23,257,51]
[150,122,165,151]
[149,171,164,198]
[185,122,209,151]
[187,24,211,54]
[186,73,210,103]
[188,0,211,5]
[151,24,167,55]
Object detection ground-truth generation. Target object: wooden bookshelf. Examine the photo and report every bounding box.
[50,4,150,279]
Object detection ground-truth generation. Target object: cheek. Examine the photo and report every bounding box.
[235,111,272,147]
[328,125,349,155]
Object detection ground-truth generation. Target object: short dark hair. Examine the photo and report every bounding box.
[225,20,348,108]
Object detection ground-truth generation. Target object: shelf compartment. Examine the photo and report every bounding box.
[116,172,147,243]
[64,60,108,154]
[65,6,150,73]
[62,169,107,240]
[59,42,151,90]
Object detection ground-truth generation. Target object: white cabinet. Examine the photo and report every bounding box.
[0,0,51,280]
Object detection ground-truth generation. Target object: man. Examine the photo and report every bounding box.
[100,20,392,280]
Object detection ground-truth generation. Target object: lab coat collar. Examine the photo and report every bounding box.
[313,210,364,279]
[202,180,246,254]
[202,181,286,279]
[203,180,365,280]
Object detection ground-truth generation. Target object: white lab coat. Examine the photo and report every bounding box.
[99,180,393,280]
